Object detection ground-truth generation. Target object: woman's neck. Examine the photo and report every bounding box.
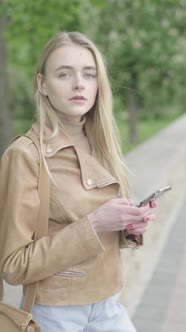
[60,116,86,137]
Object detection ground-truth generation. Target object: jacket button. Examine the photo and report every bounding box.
[46,147,53,153]
[87,179,93,186]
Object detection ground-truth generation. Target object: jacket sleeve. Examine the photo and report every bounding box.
[0,145,104,285]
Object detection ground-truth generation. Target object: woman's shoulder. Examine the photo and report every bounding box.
[3,132,40,165]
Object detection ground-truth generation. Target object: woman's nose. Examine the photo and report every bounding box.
[72,74,85,91]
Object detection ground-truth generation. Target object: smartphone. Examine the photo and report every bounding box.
[137,186,171,207]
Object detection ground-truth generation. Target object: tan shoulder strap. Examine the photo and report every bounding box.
[0,133,50,313]
[0,278,3,300]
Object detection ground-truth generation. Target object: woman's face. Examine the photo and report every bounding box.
[38,44,98,123]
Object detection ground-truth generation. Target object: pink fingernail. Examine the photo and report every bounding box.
[144,216,150,222]
[127,224,135,229]
[150,201,157,208]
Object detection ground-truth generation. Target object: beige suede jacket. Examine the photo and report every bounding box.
[0,122,136,306]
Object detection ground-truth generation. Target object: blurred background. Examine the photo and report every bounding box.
[0,0,186,156]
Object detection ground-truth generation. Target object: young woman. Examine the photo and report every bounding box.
[0,31,156,332]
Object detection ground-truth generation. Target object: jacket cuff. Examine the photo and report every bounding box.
[78,216,105,254]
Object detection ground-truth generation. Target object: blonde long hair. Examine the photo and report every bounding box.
[34,31,130,197]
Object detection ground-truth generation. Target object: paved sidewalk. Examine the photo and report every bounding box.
[121,113,186,324]
[133,192,186,332]
[125,113,186,201]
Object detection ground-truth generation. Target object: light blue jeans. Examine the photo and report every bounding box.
[31,293,137,332]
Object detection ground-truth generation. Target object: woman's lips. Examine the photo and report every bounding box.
[70,95,86,100]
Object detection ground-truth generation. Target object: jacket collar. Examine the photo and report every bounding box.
[31,121,76,157]
[30,120,119,189]
[76,147,119,189]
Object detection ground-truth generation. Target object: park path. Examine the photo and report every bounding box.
[123,113,186,331]
[132,193,186,332]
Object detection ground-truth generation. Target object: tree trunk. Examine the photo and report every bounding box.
[127,68,138,145]
[0,7,12,157]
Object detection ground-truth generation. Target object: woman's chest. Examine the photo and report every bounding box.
[47,147,120,223]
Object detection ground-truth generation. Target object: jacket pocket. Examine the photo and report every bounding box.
[55,270,86,278]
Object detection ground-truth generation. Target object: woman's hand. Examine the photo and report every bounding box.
[88,198,157,233]
[125,200,156,236]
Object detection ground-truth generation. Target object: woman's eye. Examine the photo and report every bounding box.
[59,72,71,78]
[84,72,97,78]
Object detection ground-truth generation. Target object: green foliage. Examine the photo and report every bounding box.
[1,0,90,123]
[2,0,84,75]
[86,0,186,109]
[9,66,35,121]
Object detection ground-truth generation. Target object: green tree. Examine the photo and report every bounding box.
[84,0,186,143]
[1,0,89,133]
[0,0,12,156]
[2,0,84,74]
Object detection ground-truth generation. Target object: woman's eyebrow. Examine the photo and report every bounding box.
[55,65,72,72]
[55,65,97,72]
[83,66,97,70]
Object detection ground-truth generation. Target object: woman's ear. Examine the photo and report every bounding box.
[37,73,48,96]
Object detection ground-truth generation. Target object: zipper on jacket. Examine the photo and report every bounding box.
[55,270,86,278]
